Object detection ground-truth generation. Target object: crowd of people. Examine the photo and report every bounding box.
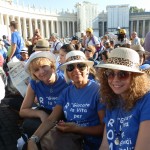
[1,20,150,150]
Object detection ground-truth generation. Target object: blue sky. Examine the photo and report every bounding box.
[14,0,150,12]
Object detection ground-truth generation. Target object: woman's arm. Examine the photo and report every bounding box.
[99,125,109,150]
[27,105,63,149]
[135,120,150,150]
[31,105,63,138]
[19,84,44,119]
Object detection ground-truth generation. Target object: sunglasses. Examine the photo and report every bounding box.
[66,63,87,72]
[104,70,131,80]
[85,49,92,53]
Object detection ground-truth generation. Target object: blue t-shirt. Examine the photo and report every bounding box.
[57,80,105,150]
[30,73,68,110]
[11,31,24,59]
[104,92,150,150]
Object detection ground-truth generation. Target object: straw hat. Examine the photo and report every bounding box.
[130,44,145,52]
[96,47,143,73]
[25,51,56,73]
[33,39,50,51]
[60,50,94,71]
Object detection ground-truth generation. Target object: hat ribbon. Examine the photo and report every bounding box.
[107,57,139,69]
[66,55,86,62]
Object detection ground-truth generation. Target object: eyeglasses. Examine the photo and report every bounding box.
[66,63,87,72]
[85,49,92,53]
[104,70,131,80]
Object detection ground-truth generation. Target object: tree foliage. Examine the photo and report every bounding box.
[130,6,145,13]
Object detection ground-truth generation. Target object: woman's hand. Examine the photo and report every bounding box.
[27,140,38,150]
[56,120,78,133]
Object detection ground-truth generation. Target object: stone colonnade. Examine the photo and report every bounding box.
[0,13,77,40]
[0,1,77,40]
[129,19,150,38]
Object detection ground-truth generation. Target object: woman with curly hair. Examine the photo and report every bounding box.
[97,47,150,150]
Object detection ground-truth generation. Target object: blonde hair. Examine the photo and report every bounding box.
[28,57,56,81]
[98,68,150,110]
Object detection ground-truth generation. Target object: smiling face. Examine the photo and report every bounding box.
[106,69,132,98]
[66,63,89,87]
[29,57,56,84]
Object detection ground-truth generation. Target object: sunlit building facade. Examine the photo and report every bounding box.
[0,0,77,39]
[0,0,150,39]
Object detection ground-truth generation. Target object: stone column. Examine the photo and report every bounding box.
[46,20,49,38]
[40,19,44,37]
[130,21,133,34]
[51,20,54,34]
[56,21,59,35]
[23,18,27,40]
[17,17,22,34]
[142,20,145,38]
[10,16,15,21]
[34,19,38,30]
[102,21,104,36]
[136,20,139,36]
[29,18,33,38]
[72,21,75,36]
[67,21,69,37]
[62,21,64,37]
[0,13,4,25]
[5,15,11,37]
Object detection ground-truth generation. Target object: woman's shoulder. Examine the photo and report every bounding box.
[89,79,100,87]
[137,91,150,107]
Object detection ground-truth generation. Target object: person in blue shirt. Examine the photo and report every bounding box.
[97,47,150,150]
[27,50,105,150]
[8,21,24,61]
[19,51,68,138]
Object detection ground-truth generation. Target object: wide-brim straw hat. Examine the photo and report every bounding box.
[33,39,50,51]
[130,44,150,55]
[25,51,56,73]
[60,50,94,71]
[96,47,143,73]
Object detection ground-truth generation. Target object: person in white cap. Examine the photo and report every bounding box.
[97,47,150,150]
[19,51,68,148]
[27,50,105,150]
[20,47,29,62]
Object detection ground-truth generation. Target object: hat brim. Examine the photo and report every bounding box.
[95,64,143,73]
[33,47,50,51]
[60,60,94,71]
[25,51,56,73]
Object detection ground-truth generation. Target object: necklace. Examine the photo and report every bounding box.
[114,129,122,145]
[113,107,125,146]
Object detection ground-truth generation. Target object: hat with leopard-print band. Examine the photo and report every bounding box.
[96,47,143,73]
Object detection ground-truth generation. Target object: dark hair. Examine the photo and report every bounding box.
[9,21,18,29]
[60,44,75,53]
[102,50,109,60]
[2,35,6,39]
[117,34,126,42]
